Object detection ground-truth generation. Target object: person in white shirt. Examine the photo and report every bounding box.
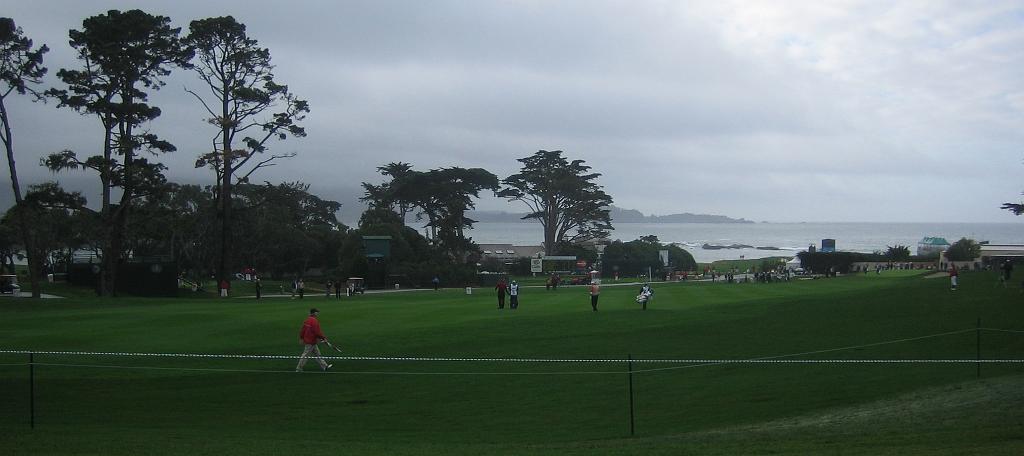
[509,280,520,310]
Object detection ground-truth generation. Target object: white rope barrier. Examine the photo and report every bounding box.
[2,352,1022,365]
[30,362,626,376]
[7,359,1023,378]
[7,352,1020,364]
[748,328,976,360]
[981,327,1024,334]
[1,327,1020,368]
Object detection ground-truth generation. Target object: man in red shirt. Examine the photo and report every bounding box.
[296,308,333,372]
[495,279,507,309]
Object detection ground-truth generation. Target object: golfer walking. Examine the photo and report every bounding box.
[296,308,333,372]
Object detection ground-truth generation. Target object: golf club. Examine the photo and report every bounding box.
[323,339,343,354]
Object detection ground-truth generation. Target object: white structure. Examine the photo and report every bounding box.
[478,244,545,260]
[938,244,1024,270]
[978,244,1024,259]
[785,257,802,271]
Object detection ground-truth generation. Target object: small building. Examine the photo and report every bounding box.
[362,236,392,289]
[978,244,1024,266]
[937,244,1024,271]
[477,244,545,260]
[821,239,836,253]
[917,237,950,256]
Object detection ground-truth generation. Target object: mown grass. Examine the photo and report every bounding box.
[0,269,1021,455]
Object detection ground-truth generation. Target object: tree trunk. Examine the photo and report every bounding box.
[217,92,233,292]
[104,96,135,298]
[1,99,42,298]
[98,123,115,297]
[218,159,232,290]
[105,221,123,297]
[543,202,558,256]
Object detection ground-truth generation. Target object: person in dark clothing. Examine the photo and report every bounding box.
[1002,260,1013,287]
[495,279,507,309]
[432,276,440,291]
[334,280,342,299]
[255,277,262,299]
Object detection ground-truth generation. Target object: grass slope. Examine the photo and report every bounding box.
[0,270,1021,454]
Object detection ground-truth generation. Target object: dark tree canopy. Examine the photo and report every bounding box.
[232,182,345,278]
[362,164,499,261]
[499,150,613,255]
[361,162,415,220]
[885,245,911,261]
[1002,202,1024,215]
[184,15,309,286]
[946,237,981,262]
[0,17,49,297]
[43,9,192,296]
[601,236,696,277]
[0,17,48,100]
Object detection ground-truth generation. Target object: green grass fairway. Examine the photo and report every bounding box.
[2,270,1023,455]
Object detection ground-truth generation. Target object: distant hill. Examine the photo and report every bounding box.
[467,206,752,224]
[608,206,753,223]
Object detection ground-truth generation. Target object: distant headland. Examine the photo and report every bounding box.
[467,205,753,224]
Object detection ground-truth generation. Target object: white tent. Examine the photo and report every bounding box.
[785,256,802,271]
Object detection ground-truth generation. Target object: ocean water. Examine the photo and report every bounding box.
[461,222,1024,263]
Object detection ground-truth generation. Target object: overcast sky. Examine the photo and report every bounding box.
[4,0,1024,223]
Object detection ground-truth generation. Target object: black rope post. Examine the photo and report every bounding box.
[976,318,981,379]
[29,352,35,429]
[627,354,635,437]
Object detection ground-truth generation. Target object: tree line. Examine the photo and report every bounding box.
[796,239,982,274]
[1,11,618,296]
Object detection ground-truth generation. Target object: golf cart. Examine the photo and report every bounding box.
[0,274,20,295]
[346,277,365,295]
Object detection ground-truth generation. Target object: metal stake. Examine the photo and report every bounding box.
[628,354,635,437]
[29,352,35,429]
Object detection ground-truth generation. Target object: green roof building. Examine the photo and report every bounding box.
[917,237,950,256]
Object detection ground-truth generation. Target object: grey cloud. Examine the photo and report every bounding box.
[3,1,1024,223]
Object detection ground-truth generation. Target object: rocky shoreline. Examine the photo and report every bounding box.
[702,243,782,250]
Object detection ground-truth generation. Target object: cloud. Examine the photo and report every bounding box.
[3,1,1023,223]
